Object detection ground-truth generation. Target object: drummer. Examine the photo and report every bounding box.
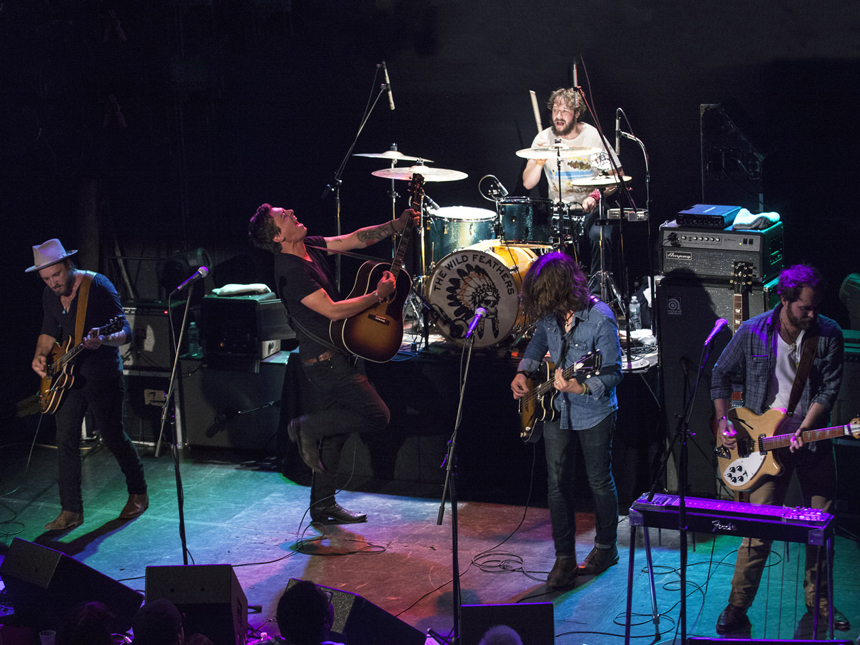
[522,87,622,280]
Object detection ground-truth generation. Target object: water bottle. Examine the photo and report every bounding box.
[628,296,641,330]
[188,321,201,357]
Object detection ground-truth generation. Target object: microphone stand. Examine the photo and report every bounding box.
[321,67,390,290]
[156,291,193,565]
[432,329,479,645]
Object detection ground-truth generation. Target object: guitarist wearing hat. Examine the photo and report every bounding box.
[711,264,848,634]
[27,238,148,532]
[510,251,623,589]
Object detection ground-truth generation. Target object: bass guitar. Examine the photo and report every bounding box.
[38,317,124,414]
[330,174,421,362]
[715,406,860,491]
[517,350,602,443]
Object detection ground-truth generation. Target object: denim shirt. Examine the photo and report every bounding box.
[711,305,844,417]
[517,298,623,430]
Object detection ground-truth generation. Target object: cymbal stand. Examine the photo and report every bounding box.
[588,199,625,315]
[551,141,579,261]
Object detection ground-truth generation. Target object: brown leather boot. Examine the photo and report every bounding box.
[119,493,149,519]
[44,510,84,531]
[546,556,578,590]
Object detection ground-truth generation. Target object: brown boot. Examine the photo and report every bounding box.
[546,556,578,590]
[44,510,84,531]
[119,493,149,519]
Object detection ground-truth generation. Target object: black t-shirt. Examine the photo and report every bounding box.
[40,272,132,380]
[274,236,342,359]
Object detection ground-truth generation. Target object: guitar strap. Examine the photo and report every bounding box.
[785,327,819,417]
[73,271,95,345]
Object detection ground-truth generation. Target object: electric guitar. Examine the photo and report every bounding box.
[517,350,602,443]
[38,317,124,414]
[715,406,860,491]
[330,175,420,362]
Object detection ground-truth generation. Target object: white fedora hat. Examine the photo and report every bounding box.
[25,238,78,273]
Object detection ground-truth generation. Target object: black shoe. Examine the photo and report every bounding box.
[577,544,619,576]
[716,603,750,634]
[807,603,850,631]
[288,418,325,474]
[310,503,367,524]
[546,556,578,590]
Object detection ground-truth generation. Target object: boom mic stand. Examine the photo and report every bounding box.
[321,65,391,290]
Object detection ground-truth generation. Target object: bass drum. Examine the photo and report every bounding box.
[426,241,537,348]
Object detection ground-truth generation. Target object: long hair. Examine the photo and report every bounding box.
[520,252,589,321]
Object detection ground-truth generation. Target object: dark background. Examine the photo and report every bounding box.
[3,0,859,412]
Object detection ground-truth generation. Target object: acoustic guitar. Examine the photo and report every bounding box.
[38,317,124,414]
[330,174,421,362]
[517,350,602,443]
[715,406,860,491]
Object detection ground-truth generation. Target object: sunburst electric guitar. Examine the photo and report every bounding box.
[517,350,602,443]
[715,407,860,491]
[38,317,124,414]
[330,174,421,363]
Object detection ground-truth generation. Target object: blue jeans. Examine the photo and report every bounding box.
[54,376,147,514]
[543,412,618,557]
[300,354,389,505]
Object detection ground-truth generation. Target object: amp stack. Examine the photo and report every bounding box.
[656,205,785,497]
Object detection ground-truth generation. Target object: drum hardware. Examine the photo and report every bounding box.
[607,207,648,222]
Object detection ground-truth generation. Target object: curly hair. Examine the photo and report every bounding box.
[547,87,586,120]
[520,252,589,321]
[776,264,825,303]
[248,203,280,253]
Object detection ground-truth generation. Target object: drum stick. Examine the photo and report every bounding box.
[529,90,542,133]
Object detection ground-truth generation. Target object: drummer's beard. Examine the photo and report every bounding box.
[551,118,577,138]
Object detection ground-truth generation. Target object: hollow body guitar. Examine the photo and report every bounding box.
[329,175,422,363]
[517,350,602,443]
[715,406,860,491]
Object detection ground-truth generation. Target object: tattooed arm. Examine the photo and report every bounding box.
[324,209,417,253]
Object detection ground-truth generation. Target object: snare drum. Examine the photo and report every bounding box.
[426,240,537,348]
[498,197,553,244]
[427,206,496,263]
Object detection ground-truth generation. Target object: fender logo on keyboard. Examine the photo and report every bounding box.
[712,519,737,532]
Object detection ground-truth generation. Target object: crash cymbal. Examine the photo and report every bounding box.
[516,145,597,160]
[354,150,433,163]
[570,174,633,187]
[372,165,467,182]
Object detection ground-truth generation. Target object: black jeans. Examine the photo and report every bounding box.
[300,354,390,507]
[54,375,147,514]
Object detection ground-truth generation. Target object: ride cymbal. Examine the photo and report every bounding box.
[516,145,597,160]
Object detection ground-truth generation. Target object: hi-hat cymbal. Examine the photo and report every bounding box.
[570,174,633,187]
[516,145,597,160]
[354,150,433,163]
[372,165,467,182]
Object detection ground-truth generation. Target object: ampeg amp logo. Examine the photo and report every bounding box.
[666,296,683,316]
[665,251,693,261]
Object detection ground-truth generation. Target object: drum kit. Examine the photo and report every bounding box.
[353,143,642,350]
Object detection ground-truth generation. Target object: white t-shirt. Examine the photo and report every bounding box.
[530,123,619,203]
[766,329,806,434]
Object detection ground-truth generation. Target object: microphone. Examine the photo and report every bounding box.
[171,266,209,296]
[703,318,729,346]
[615,108,621,156]
[381,61,395,111]
[494,177,509,198]
[423,195,440,212]
[465,307,487,339]
[572,59,579,110]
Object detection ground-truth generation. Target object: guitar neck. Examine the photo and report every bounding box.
[732,293,743,333]
[762,424,853,450]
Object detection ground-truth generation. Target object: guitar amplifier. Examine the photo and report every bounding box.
[659,220,784,282]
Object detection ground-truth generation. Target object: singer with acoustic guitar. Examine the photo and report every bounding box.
[711,264,849,634]
[509,251,623,590]
[248,203,418,525]
[28,239,148,532]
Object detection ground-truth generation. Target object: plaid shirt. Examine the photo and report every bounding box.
[711,305,844,418]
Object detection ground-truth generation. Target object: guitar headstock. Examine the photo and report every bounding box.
[565,349,603,380]
[102,317,124,336]
[409,173,425,213]
[730,261,754,294]
[848,418,860,440]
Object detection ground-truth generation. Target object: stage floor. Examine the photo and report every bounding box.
[1,439,859,643]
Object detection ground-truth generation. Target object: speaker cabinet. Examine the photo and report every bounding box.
[180,357,287,450]
[656,274,779,496]
[689,639,851,644]
[122,300,182,371]
[0,538,143,632]
[461,603,554,645]
[833,331,859,426]
[145,564,247,645]
[285,579,425,645]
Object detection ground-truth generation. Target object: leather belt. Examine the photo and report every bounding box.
[302,350,336,365]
